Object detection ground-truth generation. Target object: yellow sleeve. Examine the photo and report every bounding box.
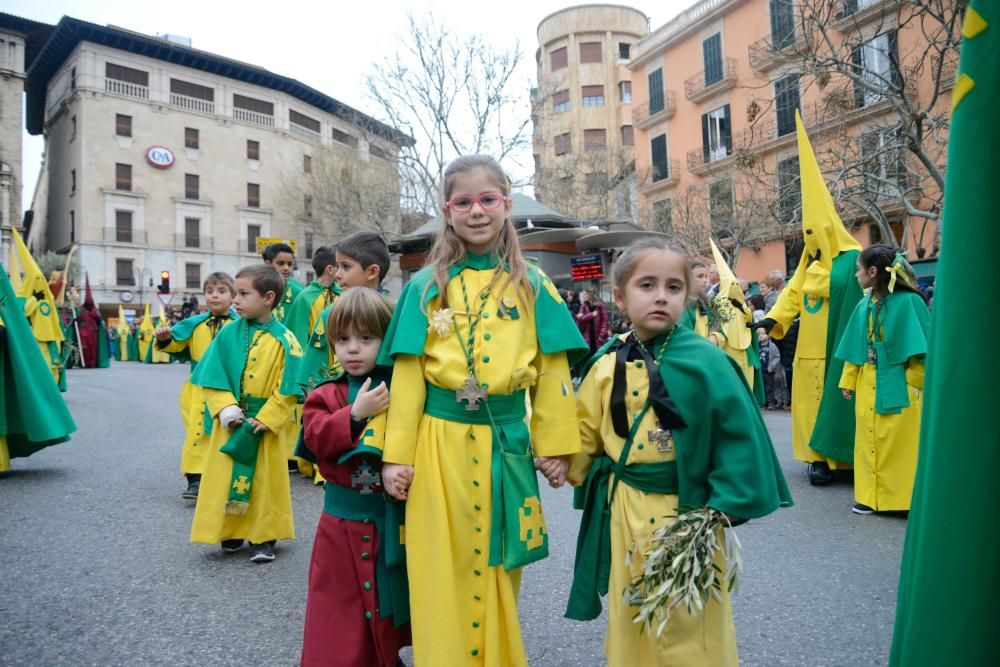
[158,337,190,354]
[839,362,860,391]
[567,361,605,487]
[529,350,581,458]
[362,411,388,453]
[203,387,239,417]
[23,296,39,317]
[905,357,925,390]
[383,354,426,465]
[255,391,298,432]
[766,266,805,340]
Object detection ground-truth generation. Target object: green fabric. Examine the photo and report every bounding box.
[283,280,340,345]
[52,340,67,392]
[0,264,76,458]
[836,291,930,414]
[423,383,547,570]
[190,317,302,399]
[96,321,110,368]
[296,303,336,390]
[376,252,588,366]
[162,310,236,364]
[110,331,120,359]
[277,277,304,324]
[219,396,266,514]
[891,4,1000,663]
[749,336,766,406]
[322,482,410,627]
[295,369,391,463]
[126,331,139,362]
[808,249,863,463]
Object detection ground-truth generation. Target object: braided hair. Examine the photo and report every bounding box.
[859,244,920,298]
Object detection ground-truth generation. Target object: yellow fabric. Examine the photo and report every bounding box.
[137,305,154,362]
[116,306,131,361]
[191,330,297,544]
[162,317,238,474]
[0,436,10,472]
[709,240,754,387]
[383,266,580,666]
[11,228,64,343]
[36,340,62,385]
[569,351,738,666]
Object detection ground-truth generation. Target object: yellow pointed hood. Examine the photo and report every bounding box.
[796,110,862,269]
[140,303,153,331]
[709,238,751,350]
[12,228,64,342]
[117,305,130,337]
[157,303,167,325]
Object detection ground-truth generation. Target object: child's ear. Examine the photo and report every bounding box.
[365,264,380,282]
[612,286,626,313]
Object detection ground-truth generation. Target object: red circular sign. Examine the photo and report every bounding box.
[146,146,175,169]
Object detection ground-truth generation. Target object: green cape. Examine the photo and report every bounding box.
[0,264,77,458]
[163,309,237,362]
[296,302,336,390]
[283,280,339,344]
[277,277,304,324]
[126,330,139,361]
[376,252,588,366]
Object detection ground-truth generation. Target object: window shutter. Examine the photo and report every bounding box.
[648,69,664,113]
[888,30,902,87]
[722,105,733,155]
[582,85,604,98]
[852,46,866,108]
[702,113,710,162]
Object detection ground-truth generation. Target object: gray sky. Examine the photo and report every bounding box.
[10,0,688,212]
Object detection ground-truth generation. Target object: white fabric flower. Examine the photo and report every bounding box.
[428,308,454,338]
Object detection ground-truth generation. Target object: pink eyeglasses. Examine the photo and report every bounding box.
[445,192,506,213]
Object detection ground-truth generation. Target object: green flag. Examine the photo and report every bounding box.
[890,4,999,664]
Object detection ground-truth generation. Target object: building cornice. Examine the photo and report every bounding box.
[629,0,749,70]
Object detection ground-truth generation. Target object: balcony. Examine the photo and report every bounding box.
[687,146,733,176]
[104,79,148,100]
[632,92,677,129]
[290,122,322,144]
[832,0,903,32]
[640,159,680,193]
[170,92,215,115]
[233,108,275,128]
[175,234,215,250]
[931,51,958,91]
[103,228,148,244]
[684,58,738,103]
[748,32,812,73]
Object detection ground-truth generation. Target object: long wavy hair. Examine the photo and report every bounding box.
[421,155,533,310]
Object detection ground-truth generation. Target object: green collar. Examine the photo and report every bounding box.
[309,280,342,295]
[460,251,502,271]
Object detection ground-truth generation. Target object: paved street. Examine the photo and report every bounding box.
[1,362,906,666]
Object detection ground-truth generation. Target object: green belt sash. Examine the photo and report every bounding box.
[565,400,680,621]
[323,483,410,626]
[424,383,547,570]
[219,396,267,515]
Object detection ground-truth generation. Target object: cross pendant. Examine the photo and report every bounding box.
[351,461,381,495]
[456,376,487,411]
[648,428,674,453]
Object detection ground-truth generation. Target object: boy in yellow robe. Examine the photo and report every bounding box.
[136,304,155,362]
[189,265,302,562]
[8,229,65,387]
[154,272,237,499]
[264,242,303,324]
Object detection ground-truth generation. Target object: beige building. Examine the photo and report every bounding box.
[23,16,410,306]
[533,4,648,222]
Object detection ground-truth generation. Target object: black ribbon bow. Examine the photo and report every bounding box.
[609,332,688,439]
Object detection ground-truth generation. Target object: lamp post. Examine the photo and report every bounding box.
[133,267,153,305]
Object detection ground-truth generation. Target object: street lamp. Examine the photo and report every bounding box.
[133,267,153,305]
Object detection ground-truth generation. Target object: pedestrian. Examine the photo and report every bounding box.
[379,154,587,665]
[153,272,237,500]
[562,238,791,666]
[576,287,609,356]
[263,242,303,323]
[836,246,929,514]
[758,327,788,409]
[300,287,410,666]
[188,264,302,563]
[562,288,581,319]
[760,272,785,311]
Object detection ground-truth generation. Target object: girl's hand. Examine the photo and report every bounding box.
[247,417,269,434]
[382,463,414,500]
[535,455,570,488]
[841,389,853,401]
[154,325,172,342]
[351,378,390,420]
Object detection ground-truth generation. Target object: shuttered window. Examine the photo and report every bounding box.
[579,42,602,64]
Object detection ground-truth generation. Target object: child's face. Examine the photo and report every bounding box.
[613,249,688,341]
[333,328,381,377]
[335,252,379,289]
[268,252,295,278]
[757,328,769,344]
[443,167,511,255]
[692,266,710,294]
[233,277,275,320]
[855,259,878,289]
[204,282,234,315]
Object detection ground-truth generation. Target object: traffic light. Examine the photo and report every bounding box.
[158,270,171,294]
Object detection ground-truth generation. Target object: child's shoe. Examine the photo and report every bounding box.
[249,541,276,563]
[182,474,201,500]
[221,539,244,553]
[851,502,875,515]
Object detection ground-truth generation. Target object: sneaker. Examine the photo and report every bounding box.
[288,460,299,473]
[249,541,276,563]
[181,475,201,500]
[808,461,833,486]
[852,502,875,515]
[221,539,244,553]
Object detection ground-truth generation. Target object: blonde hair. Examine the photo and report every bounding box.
[422,155,533,309]
[326,287,394,343]
[612,238,698,306]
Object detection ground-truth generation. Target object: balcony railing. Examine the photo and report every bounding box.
[684,58,738,103]
[630,0,734,64]
[175,234,215,250]
[103,228,148,244]
[931,51,958,91]
[832,0,903,32]
[641,159,680,191]
[233,108,275,127]
[748,32,812,72]
[687,146,733,175]
[632,91,677,128]
[104,79,149,100]
[170,92,215,114]
[290,123,322,143]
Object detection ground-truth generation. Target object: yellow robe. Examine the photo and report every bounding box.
[0,436,8,472]
[383,267,581,667]
[23,296,62,384]
[839,315,924,511]
[190,331,298,544]
[160,316,237,475]
[569,351,738,666]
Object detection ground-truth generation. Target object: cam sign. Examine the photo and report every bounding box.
[146,146,175,169]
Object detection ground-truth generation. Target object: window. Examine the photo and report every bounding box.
[70,169,76,193]
[552,89,570,114]
[331,127,358,147]
[305,232,314,259]
[701,105,732,162]
[115,114,132,137]
[184,263,201,289]
[233,94,274,116]
[619,43,631,60]
[550,47,568,71]
[775,75,800,137]
[247,183,260,208]
[370,145,390,160]
[116,259,134,287]
[621,125,634,147]
[579,42,602,64]
[853,31,899,108]
[185,217,200,248]
[777,157,800,225]
[303,154,312,173]
[116,163,132,191]
[648,69,664,114]
[185,173,199,200]
[185,127,199,149]
[247,140,260,161]
[586,173,605,195]
[247,224,261,253]
[106,63,149,86]
[861,127,905,196]
[584,129,607,152]
[709,178,734,228]
[582,85,605,107]
[770,0,796,49]
[651,134,669,182]
[115,210,133,243]
[869,219,904,245]
[170,78,214,101]
[70,211,75,243]
[290,109,321,132]
[619,81,632,104]
[554,132,571,156]
[703,33,723,86]
[652,199,673,233]
[304,195,313,218]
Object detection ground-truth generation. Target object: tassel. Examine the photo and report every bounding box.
[225,501,249,516]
